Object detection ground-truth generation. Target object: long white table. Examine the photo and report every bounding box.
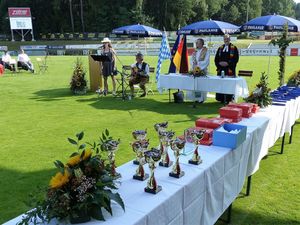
[157,73,249,102]
[5,92,300,225]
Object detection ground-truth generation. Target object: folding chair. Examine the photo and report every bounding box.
[136,67,155,95]
[36,56,48,74]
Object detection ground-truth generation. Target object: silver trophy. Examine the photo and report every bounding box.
[158,130,175,167]
[132,129,147,165]
[188,129,205,165]
[169,138,186,178]
[144,148,162,194]
[102,139,121,178]
[132,140,149,181]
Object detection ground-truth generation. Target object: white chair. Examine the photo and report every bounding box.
[36,56,48,74]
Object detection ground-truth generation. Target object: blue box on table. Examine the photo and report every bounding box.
[212,124,247,149]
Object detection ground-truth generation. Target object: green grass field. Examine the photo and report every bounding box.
[0,55,300,224]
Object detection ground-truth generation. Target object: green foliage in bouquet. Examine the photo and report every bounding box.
[70,58,87,94]
[18,131,124,225]
[244,72,272,108]
[269,23,293,87]
[287,69,300,87]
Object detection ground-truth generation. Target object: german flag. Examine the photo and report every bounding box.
[173,35,189,73]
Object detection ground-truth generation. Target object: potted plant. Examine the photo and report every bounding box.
[70,58,88,95]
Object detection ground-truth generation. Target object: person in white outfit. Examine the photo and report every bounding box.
[17,49,34,73]
[188,38,210,103]
[1,51,16,71]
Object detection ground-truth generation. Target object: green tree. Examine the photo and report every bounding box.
[295,3,300,20]
[262,0,295,17]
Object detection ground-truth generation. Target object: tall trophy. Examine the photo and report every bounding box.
[169,138,186,178]
[144,148,162,194]
[132,139,149,181]
[132,130,147,165]
[154,122,168,133]
[158,130,174,167]
[188,129,205,165]
[102,139,121,178]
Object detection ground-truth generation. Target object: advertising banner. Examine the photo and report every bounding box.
[8,7,32,30]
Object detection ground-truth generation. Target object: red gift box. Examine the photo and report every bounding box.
[227,103,253,118]
[219,107,243,119]
[209,117,233,124]
[251,104,260,113]
[220,117,242,123]
[195,118,224,129]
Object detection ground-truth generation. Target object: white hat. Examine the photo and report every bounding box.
[101,37,111,43]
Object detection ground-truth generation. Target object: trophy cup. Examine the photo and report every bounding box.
[132,130,147,165]
[188,129,205,165]
[103,139,121,178]
[169,138,186,178]
[154,122,168,133]
[158,130,174,167]
[132,139,149,181]
[144,148,162,194]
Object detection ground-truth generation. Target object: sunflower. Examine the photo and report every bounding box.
[193,66,201,74]
[83,149,92,160]
[76,82,82,87]
[49,170,70,189]
[67,154,81,167]
[67,149,92,167]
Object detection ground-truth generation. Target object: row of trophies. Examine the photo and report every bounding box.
[131,122,205,194]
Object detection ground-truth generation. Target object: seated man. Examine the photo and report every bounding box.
[129,53,150,97]
[1,51,16,72]
[17,49,34,73]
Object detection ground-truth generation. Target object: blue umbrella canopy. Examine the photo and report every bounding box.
[177,20,240,35]
[112,24,162,37]
[241,14,300,32]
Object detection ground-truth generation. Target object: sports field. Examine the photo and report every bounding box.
[0,55,299,224]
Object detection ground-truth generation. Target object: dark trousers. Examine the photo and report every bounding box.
[216,93,234,103]
[18,61,34,72]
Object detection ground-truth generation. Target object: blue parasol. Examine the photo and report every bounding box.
[241,14,300,32]
[177,20,240,35]
[112,24,162,37]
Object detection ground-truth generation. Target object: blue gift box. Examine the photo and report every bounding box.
[213,124,247,149]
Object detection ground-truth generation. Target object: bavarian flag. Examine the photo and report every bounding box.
[173,35,189,73]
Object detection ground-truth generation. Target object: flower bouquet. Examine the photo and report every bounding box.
[287,69,300,87]
[189,66,206,77]
[70,58,87,94]
[244,72,272,108]
[19,130,124,225]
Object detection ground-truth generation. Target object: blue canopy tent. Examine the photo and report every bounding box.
[112,24,162,37]
[112,24,162,55]
[241,14,300,32]
[241,14,300,75]
[177,20,240,35]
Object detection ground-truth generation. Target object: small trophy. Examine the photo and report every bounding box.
[132,140,149,181]
[158,130,175,167]
[103,139,121,178]
[188,129,205,165]
[154,122,168,133]
[169,138,186,178]
[144,148,162,194]
[132,130,147,165]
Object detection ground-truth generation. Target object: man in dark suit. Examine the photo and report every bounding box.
[214,34,239,103]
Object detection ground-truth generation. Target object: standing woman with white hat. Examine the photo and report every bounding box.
[101,37,117,95]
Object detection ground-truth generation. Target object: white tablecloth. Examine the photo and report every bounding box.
[157,74,249,101]
[5,92,300,225]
